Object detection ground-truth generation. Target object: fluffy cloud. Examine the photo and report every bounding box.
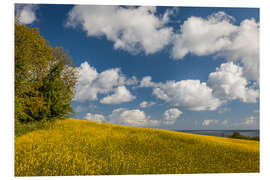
[74,62,99,102]
[66,9,259,82]
[151,79,221,111]
[201,116,259,128]
[139,76,156,87]
[74,61,137,103]
[172,12,237,59]
[100,86,135,104]
[232,116,259,128]
[163,108,182,125]
[139,76,222,111]
[139,64,259,111]
[139,101,156,108]
[202,119,218,126]
[242,116,258,126]
[83,113,106,123]
[108,108,160,126]
[66,5,173,54]
[125,76,139,86]
[208,62,259,103]
[172,12,259,83]
[222,19,260,83]
[15,4,38,24]
[83,107,184,126]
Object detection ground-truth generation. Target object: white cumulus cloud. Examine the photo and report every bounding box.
[108,108,160,126]
[242,116,258,126]
[232,116,259,128]
[100,86,135,104]
[208,62,259,103]
[163,108,182,125]
[15,4,38,24]
[139,101,156,108]
[172,11,259,83]
[172,12,237,59]
[152,79,221,111]
[74,61,137,103]
[66,5,173,55]
[139,76,156,87]
[222,19,260,83]
[202,119,218,126]
[74,62,99,102]
[83,113,106,123]
[83,107,185,127]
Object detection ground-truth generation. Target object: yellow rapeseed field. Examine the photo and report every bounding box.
[15,119,259,176]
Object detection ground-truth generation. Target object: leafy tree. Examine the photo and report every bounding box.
[40,47,78,120]
[15,20,78,123]
[228,131,259,141]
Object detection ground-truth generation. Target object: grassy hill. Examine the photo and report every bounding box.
[15,119,259,176]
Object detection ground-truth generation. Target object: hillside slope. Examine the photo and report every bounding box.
[15,119,259,176]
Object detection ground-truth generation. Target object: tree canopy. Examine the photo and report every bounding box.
[15,20,78,123]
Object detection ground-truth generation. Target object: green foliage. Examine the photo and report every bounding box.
[228,131,260,141]
[39,47,77,120]
[15,118,50,137]
[15,20,78,123]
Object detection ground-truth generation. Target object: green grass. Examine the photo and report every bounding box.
[15,119,259,176]
[15,119,53,137]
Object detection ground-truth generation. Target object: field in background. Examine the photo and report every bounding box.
[15,119,259,176]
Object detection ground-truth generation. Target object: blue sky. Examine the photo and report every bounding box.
[15,4,259,130]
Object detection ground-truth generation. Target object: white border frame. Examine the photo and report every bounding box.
[2,0,269,180]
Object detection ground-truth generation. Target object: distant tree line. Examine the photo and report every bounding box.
[15,20,78,123]
[228,132,259,141]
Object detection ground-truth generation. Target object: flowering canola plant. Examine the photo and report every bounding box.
[15,119,259,176]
